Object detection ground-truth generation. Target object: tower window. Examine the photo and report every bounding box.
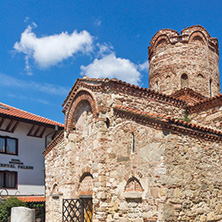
[131,132,135,154]
[105,117,110,128]
[210,79,212,97]
[181,74,188,88]
[156,81,159,91]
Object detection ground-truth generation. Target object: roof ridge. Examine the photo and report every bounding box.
[189,94,222,107]
[63,77,187,112]
[0,102,63,126]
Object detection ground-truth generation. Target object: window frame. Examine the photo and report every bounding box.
[0,136,18,155]
[0,170,18,189]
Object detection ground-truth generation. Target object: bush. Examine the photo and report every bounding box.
[0,197,26,222]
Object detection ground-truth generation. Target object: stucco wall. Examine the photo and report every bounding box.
[0,121,54,196]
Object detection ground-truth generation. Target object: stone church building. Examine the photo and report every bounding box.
[44,25,222,221]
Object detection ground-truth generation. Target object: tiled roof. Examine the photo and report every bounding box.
[63,76,187,112]
[171,87,206,105]
[0,102,64,127]
[187,94,222,113]
[17,196,45,202]
[114,105,222,141]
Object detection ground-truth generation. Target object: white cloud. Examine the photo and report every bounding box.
[96,43,113,57]
[0,73,68,96]
[80,53,142,85]
[14,26,93,69]
[137,61,149,72]
[94,18,102,26]
[24,17,30,23]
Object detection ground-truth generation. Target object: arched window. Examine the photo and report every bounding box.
[156,81,159,91]
[131,132,135,154]
[181,74,188,88]
[105,117,110,128]
[210,79,212,97]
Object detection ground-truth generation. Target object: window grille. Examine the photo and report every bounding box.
[63,198,93,222]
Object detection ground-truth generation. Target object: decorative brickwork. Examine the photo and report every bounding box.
[65,90,98,131]
[149,25,220,97]
[125,177,143,192]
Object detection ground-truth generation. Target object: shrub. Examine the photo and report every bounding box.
[0,197,26,222]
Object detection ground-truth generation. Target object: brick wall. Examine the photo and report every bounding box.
[148,26,220,97]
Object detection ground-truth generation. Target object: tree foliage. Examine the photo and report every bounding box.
[0,197,26,222]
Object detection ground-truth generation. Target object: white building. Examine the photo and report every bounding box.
[0,102,63,199]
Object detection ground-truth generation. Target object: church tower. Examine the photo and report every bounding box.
[148,25,220,97]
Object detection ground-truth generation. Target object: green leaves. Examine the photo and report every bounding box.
[0,197,26,222]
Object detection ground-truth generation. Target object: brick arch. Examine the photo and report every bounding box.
[51,183,59,194]
[188,31,207,45]
[65,90,98,131]
[124,176,144,192]
[153,34,171,50]
[149,29,179,46]
[181,25,210,38]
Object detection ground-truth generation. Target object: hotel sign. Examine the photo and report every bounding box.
[0,159,34,170]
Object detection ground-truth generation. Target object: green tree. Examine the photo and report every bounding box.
[0,197,26,222]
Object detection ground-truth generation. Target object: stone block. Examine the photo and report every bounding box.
[123,191,142,199]
[11,207,35,222]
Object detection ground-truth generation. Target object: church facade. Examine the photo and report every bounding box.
[44,25,222,222]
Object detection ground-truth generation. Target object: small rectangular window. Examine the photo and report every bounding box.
[0,171,4,187]
[0,136,18,155]
[0,137,5,152]
[7,138,16,154]
[0,171,17,189]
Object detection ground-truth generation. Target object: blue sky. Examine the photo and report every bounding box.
[1,0,222,123]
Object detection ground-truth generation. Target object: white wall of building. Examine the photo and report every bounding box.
[0,121,55,196]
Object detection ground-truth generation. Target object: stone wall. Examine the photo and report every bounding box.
[190,105,222,130]
[45,85,222,221]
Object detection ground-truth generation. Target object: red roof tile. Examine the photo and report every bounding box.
[0,102,64,127]
[171,87,206,105]
[114,105,222,138]
[187,94,222,113]
[17,196,45,202]
[63,77,187,111]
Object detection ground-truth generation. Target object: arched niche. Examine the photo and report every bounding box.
[125,176,143,192]
[51,183,59,195]
[66,90,98,132]
[79,172,93,196]
[189,31,207,45]
[153,35,170,50]
[75,100,92,132]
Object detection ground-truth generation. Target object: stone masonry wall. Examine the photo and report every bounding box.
[190,105,222,131]
[45,86,222,222]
